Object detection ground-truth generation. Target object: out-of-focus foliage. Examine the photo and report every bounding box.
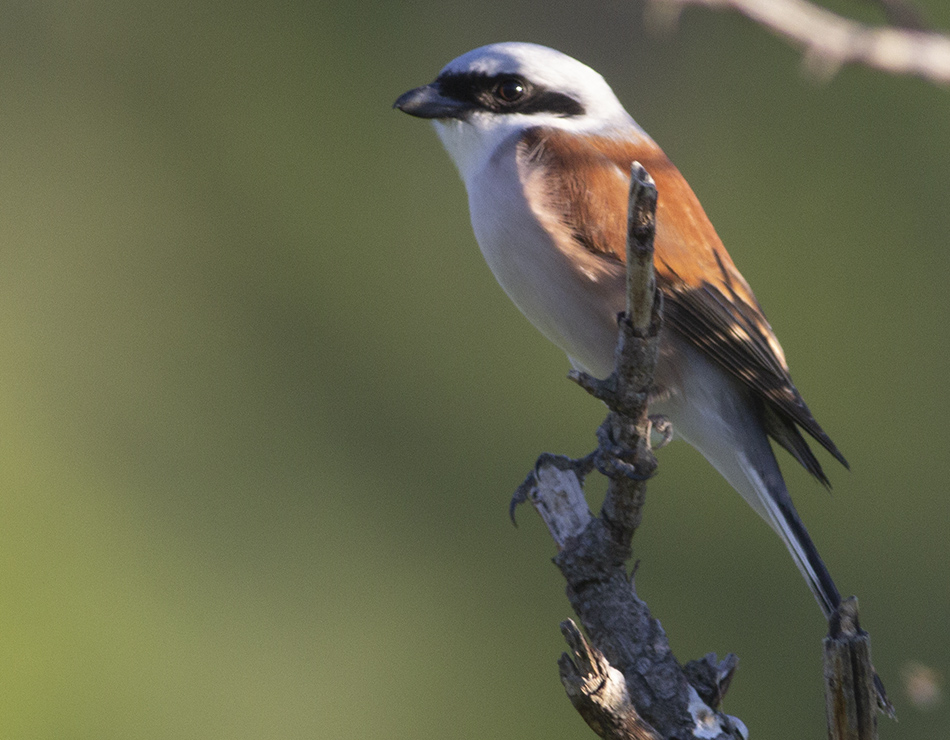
[0,1,946,738]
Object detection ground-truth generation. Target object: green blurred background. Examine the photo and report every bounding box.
[0,0,947,737]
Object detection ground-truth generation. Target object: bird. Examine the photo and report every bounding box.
[394,42,850,621]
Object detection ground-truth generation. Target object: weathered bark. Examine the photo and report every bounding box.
[824,597,892,740]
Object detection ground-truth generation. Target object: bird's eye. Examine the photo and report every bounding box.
[495,78,526,103]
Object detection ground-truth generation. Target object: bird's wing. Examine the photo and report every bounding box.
[516,126,847,480]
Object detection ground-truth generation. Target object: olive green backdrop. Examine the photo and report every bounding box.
[0,1,946,737]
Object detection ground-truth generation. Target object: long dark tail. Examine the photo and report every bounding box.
[730,440,841,618]
[771,489,842,618]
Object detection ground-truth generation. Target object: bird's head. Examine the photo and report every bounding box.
[394,42,636,176]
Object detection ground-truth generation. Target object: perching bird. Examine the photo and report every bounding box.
[394,42,850,620]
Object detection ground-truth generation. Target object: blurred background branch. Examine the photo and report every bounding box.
[651,0,950,83]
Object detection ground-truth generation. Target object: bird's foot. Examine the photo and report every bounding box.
[594,423,656,481]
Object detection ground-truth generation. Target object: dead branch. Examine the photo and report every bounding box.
[824,597,893,739]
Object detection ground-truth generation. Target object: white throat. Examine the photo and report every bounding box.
[433,111,642,183]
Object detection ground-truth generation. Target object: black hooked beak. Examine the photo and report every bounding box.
[393,84,470,120]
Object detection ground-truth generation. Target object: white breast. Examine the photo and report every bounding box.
[460,133,624,379]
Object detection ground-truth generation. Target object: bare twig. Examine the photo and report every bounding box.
[652,0,950,85]
[625,165,658,336]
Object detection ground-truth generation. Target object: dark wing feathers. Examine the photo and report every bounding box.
[660,273,849,482]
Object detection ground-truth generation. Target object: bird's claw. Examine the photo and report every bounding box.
[510,474,533,525]
[511,419,659,523]
[648,414,673,450]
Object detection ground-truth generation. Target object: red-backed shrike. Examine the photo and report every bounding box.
[395,42,849,619]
